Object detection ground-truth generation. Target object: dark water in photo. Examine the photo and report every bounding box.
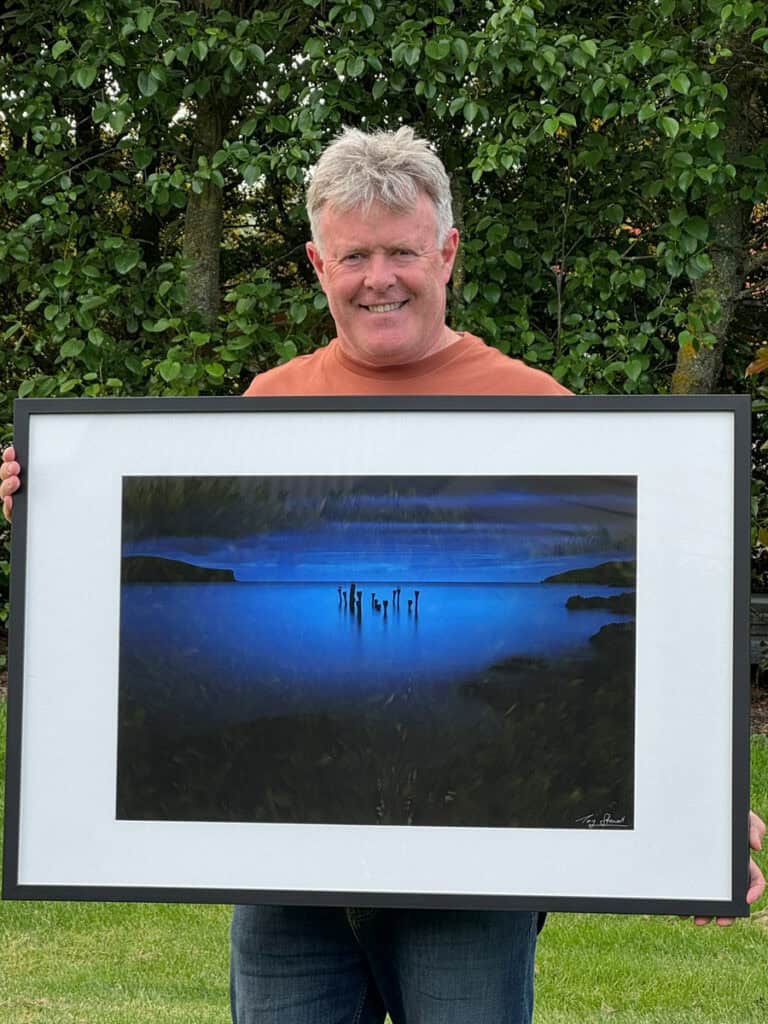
[119,578,630,719]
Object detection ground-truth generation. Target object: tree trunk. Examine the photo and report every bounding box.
[182,97,232,329]
[670,56,759,394]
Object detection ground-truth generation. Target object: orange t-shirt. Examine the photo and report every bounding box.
[243,333,571,396]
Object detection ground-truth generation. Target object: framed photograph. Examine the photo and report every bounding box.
[2,395,751,916]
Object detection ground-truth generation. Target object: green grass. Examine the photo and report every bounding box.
[0,900,232,1023]
[1,702,766,1023]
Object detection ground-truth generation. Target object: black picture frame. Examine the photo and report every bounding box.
[2,395,751,916]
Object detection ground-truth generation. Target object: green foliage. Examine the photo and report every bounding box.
[2,0,768,629]
[3,0,766,403]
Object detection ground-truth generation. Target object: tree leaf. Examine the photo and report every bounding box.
[670,72,691,95]
[158,360,181,382]
[138,71,159,97]
[114,250,140,274]
[92,101,111,124]
[109,108,128,134]
[638,102,656,123]
[425,38,451,61]
[604,204,624,224]
[464,100,478,123]
[686,252,712,279]
[683,216,709,242]
[290,302,307,324]
[453,38,469,65]
[242,164,260,186]
[75,66,99,89]
[60,338,85,358]
[136,7,153,32]
[625,358,644,382]
[133,147,155,170]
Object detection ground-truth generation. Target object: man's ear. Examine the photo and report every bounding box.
[441,228,460,283]
[306,240,325,283]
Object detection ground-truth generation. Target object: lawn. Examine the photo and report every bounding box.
[1,701,766,1024]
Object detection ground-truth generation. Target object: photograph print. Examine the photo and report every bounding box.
[116,475,637,830]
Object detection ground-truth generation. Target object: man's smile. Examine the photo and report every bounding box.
[360,301,408,313]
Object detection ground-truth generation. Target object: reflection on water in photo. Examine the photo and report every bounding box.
[120,576,633,723]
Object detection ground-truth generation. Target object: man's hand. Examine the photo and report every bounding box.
[689,810,766,926]
[1,445,20,523]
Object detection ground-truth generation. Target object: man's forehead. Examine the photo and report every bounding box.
[318,197,437,250]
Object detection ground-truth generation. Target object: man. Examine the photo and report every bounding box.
[2,126,765,1024]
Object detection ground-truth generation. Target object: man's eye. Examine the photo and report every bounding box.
[343,253,363,263]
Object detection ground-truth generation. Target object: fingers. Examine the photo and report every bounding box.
[746,812,766,908]
[0,468,20,495]
[0,447,20,493]
[1,445,19,524]
[747,857,766,906]
[749,810,766,852]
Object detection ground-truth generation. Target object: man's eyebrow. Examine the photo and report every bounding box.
[334,240,423,257]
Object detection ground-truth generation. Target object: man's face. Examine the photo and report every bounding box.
[306,194,459,367]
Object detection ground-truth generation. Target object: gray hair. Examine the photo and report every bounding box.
[306,126,454,250]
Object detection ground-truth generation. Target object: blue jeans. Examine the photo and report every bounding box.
[230,905,542,1024]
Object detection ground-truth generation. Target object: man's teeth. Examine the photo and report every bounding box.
[365,302,405,312]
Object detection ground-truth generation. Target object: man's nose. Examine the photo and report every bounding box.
[363,253,396,290]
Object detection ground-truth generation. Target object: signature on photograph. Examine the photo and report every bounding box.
[576,811,628,829]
